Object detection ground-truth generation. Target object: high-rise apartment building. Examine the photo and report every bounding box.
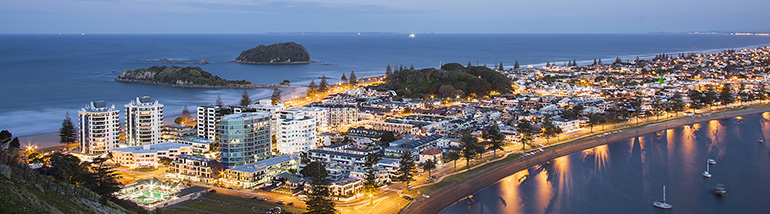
[276,112,317,154]
[197,105,255,141]
[125,96,164,146]
[79,101,120,154]
[218,112,272,167]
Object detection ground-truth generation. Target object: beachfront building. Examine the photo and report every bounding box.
[197,105,255,141]
[250,99,286,135]
[222,154,300,189]
[162,124,196,142]
[283,106,329,132]
[177,137,216,155]
[362,120,419,135]
[125,96,164,147]
[169,154,226,183]
[310,104,359,130]
[218,112,272,167]
[276,112,317,154]
[78,101,120,154]
[112,142,192,168]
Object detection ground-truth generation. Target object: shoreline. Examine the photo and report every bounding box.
[228,60,316,65]
[17,86,307,149]
[404,105,770,214]
[114,78,283,89]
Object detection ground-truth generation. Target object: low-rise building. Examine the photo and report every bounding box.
[170,155,225,183]
[112,142,192,168]
[223,154,300,189]
[177,137,215,155]
[162,124,196,142]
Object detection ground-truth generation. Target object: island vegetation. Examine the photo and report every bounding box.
[234,42,312,64]
[115,65,261,88]
[369,63,513,99]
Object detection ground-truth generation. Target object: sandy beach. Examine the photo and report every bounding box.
[17,86,308,150]
[404,106,770,214]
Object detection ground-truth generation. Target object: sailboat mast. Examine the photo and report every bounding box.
[663,185,666,202]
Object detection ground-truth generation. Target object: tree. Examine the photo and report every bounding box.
[395,150,416,186]
[593,58,597,65]
[308,80,318,95]
[446,151,460,172]
[498,62,504,71]
[514,60,520,69]
[379,132,396,148]
[572,59,577,67]
[341,73,348,84]
[215,95,224,106]
[517,119,534,150]
[483,123,505,158]
[240,90,251,106]
[271,88,282,105]
[0,130,20,152]
[362,152,381,198]
[422,159,436,178]
[671,92,685,114]
[409,64,415,70]
[546,62,550,67]
[720,84,734,105]
[704,90,718,106]
[181,105,192,125]
[460,130,480,170]
[615,57,622,64]
[301,161,336,214]
[59,112,77,145]
[542,117,561,144]
[319,75,328,92]
[158,157,173,166]
[588,114,601,132]
[386,64,392,76]
[349,70,358,85]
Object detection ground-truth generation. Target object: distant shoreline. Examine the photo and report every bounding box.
[404,105,770,214]
[114,77,285,89]
[228,60,316,65]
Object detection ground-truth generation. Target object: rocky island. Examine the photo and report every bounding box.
[115,65,273,88]
[232,42,313,64]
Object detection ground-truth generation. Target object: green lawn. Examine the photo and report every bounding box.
[204,193,306,214]
[162,208,202,214]
[179,199,256,213]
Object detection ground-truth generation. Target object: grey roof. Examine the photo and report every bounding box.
[112,142,189,154]
[176,154,213,162]
[227,154,298,173]
[309,149,366,159]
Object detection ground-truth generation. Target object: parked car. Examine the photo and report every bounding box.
[276,200,285,205]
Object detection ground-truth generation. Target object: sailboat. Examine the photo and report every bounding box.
[703,161,711,178]
[653,185,673,209]
[708,159,717,165]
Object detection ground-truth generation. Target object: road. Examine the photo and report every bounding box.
[403,105,770,214]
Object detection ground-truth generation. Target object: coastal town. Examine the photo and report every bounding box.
[3,45,770,214]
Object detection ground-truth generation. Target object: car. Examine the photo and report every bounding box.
[407,184,412,189]
[287,202,294,206]
[258,197,267,201]
[402,195,413,200]
[252,197,258,200]
[276,200,284,205]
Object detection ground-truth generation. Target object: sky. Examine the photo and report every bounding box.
[1,0,768,34]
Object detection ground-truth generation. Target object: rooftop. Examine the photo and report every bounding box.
[112,142,189,154]
[227,154,298,173]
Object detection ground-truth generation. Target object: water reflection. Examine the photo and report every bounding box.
[443,113,770,214]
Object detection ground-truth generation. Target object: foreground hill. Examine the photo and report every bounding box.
[233,42,312,64]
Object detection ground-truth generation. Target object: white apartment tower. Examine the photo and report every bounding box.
[197,105,250,141]
[79,101,120,154]
[125,96,164,146]
[276,112,317,154]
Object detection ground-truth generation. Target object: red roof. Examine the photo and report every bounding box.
[420,148,442,156]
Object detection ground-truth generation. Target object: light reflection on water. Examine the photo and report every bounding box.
[441,113,770,214]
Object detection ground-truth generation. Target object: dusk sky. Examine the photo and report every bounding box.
[2,0,768,34]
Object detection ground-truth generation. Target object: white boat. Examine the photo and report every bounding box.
[759,138,764,143]
[708,159,716,165]
[409,34,415,38]
[713,183,727,196]
[703,162,711,178]
[653,185,673,209]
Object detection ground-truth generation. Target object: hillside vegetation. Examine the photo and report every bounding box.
[116,65,254,86]
[235,42,311,64]
[370,63,513,98]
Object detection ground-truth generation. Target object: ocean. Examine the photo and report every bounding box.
[1,34,770,136]
[441,113,770,214]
